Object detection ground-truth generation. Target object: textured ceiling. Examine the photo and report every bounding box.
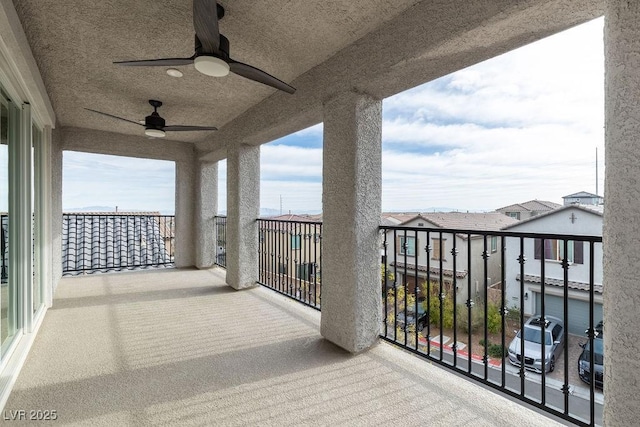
[12,0,602,156]
[12,0,420,144]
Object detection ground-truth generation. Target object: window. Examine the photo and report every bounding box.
[491,236,498,253]
[534,239,583,264]
[398,236,416,257]
[278,262,288,275]
[432,238,445,261]
[296,263,316,281]
[291,234,301,250]
[507,212,520,220]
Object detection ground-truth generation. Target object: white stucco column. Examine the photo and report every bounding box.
[175,153,196,268]
[321,91,382,353]
[604,2,640,424]
[195,160,218,268]
[226,144,259,290]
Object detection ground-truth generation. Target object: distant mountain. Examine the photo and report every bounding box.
[218,208,292,217]
[65,206,175,215]
[64,206,118,212]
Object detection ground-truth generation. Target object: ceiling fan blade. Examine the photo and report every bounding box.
[229,60,296,94]
[163,125,218,131]
[193,0,220,53]
[84,108,143,126]
[113,57,194,67]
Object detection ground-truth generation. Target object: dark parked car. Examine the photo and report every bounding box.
[578,321,604,388]
[507,315,565,373]
[395,304,428,331]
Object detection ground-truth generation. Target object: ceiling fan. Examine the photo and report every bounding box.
[114,0,295,94]
[85,99,218,138]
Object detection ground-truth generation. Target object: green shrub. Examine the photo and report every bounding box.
[486,303,502,334]
[457,304,484,334]
[479,339,507,358]
[427,288,454,329]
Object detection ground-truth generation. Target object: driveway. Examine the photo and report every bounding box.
[548,333,602,396]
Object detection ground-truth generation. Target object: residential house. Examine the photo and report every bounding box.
[563,191,604,206]
[496,199,561,220]
[383,212,517,303]
[258,214,322,300]
[502,204,603,335]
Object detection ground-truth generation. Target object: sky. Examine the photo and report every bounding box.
[54,17,604,215]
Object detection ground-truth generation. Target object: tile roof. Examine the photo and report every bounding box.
[517,273,602,294]
[381,212,420,224]
[62,213,174,274]
[563,191,602,199]
[501,204,603,230]
[391,261,468,279]
[412,212,518,231]
[262,214,322,222]
[496,200,562,213]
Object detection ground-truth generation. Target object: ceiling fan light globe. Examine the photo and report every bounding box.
[145,128,166,138]
[194,56,230,77]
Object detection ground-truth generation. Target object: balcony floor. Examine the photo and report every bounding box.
[5,269,561,426]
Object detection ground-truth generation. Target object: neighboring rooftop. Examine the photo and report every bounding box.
[562,191,604,206]
[563,191,602,199]
[386,211,518,231]
[262,213,322,222]
[495,199,562,213]
[501,204,603,230]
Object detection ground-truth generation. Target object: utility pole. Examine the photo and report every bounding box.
[596,147,599,196]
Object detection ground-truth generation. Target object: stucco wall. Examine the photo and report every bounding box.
[503,207,603,311]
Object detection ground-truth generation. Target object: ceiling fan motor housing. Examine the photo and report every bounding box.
[145,112,166,130]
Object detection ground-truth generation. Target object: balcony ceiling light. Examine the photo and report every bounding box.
[145,128,166,138]
[166,68,183,78]
[194,55,230,77]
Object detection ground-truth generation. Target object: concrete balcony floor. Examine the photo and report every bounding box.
[5,269,561,426]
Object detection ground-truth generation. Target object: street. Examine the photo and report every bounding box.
[421,343,603,426]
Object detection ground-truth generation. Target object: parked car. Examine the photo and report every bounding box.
[507,315,565,373]
[395,304,428,331]
[578,320,604,388]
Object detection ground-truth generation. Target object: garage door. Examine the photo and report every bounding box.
[534,293,603,336]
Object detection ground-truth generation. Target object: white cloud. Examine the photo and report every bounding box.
[63,18,606,216]
[63,152,175,213]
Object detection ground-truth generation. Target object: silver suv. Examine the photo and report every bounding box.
[507,315,565,373]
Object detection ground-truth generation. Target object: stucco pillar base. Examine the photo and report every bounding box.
[226,144,259,290]
[604,1,640,425]
[320,91,382,353]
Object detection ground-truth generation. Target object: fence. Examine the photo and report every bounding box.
[380,225,603,427]
[62,213,175,275]
[257,218,322,310]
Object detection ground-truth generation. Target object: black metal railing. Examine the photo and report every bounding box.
[62,213,175,275]
[1,214,7,283]
[214,215,227,268]
[380,225,603,427]
[257,218,322,310]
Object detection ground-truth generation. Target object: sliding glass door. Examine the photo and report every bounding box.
[0,87,19,355]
